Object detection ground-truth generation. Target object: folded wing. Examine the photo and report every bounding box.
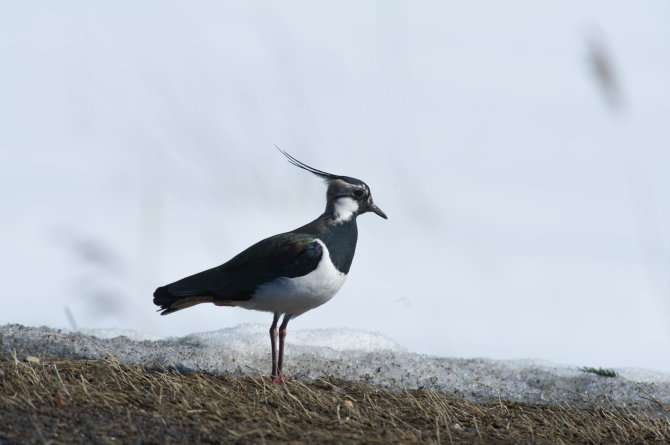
[153,233,322,315]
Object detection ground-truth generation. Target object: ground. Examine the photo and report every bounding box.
[1,358,668,444]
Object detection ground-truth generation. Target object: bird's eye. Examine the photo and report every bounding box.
[353,189,364,198]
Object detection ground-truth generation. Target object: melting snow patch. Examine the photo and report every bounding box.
[77,327,165,342]
[1,323,668,416]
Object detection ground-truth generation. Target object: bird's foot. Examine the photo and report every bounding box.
[271,375,292,384]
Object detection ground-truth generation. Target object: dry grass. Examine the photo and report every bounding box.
[0,356,668,444]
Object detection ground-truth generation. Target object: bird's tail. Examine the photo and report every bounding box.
[153,269,225,315]
[153,286,185,315]
[153,266,240,315]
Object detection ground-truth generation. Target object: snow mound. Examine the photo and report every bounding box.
[78,327,165,342]
[1,323,668,416]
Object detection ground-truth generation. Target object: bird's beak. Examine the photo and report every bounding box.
[368,201,388,219]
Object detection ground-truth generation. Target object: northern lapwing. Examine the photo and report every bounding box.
[153,149,387,382]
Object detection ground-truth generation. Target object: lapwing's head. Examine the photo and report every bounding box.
[278,148,387,223]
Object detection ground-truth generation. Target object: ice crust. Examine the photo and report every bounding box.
[2,323,669,415]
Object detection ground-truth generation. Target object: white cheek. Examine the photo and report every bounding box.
[333,197,359,222]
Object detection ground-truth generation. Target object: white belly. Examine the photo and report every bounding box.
[241,239,347,316]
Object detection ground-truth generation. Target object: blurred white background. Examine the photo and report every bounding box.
[1,1,669,371]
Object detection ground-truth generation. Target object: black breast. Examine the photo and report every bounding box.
[318,220,358,274]
[292,216,359,274]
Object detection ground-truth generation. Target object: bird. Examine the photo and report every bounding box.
[153,149,387,382]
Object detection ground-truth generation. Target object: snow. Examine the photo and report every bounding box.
[78,327,164,342]
[2,323,669,417]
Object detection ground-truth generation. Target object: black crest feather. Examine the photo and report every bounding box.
[275,146,340,181]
